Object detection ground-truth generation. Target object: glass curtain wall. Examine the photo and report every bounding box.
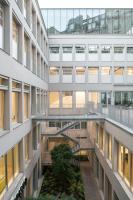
[41,9,133,35]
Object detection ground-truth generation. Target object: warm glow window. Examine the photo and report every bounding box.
[62,91,72,108]
[0,90,4,130]
[49,92,59,108]
[0,156,6,195]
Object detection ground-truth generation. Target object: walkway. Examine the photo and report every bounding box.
[80,162,101,200]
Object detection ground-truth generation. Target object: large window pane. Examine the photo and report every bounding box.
[66,9,74,34]
[124,148,131,185]
[76,91,85,108]
[93,9,100,33]
[0,156,6,194]
[25,134,29,161]
[49,92,59,108]
[7,149,13,186]
[24,93,30,120]
[88,92,100,104]
[55,9,60,33]
[12,19,18,59]
[62,91,72,108]
[0,4,4,49]
[12,92,19,123]
[125,9,132,34]
[87,9,93,33]
[80,9,87,33]
[61,9,67,33]
[0,90,4,130]
[13,144,19,177]
[47,10,54,34]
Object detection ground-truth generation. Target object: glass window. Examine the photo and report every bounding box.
[125,9,132,34]
[49,67,59,75]
[101,67,111,75]
[25,134,29,161]
[49,46,59,54]
[75,45,85,53]
[0,4,4,49]
[118,144,131,185]
[0,156,6,194]
[49,92,59,108]
[12,92,19,123]
[42,9,133,35]
[131,154,133,190]
[54,9,60,33]
[127,47,133,53]
[114,46,124,53]
[62,91,72,108]
[47,9,54,34]
[127,67,133,75]
[12,19,18,60]
[81,121,87,129]
[62,67,72,75]
[101,45,111,53]
[60,9,67,33]
[76,67,85,75]
[114,67,124,75]
[63,46,72,53]
[88,92,100,104]
[23,0,27,19]
[88,67,98,75]
[124,148,131,185]
[66,9,74,34]
[115,92,121,105]
[107,133,112,161]
[88,45,98,53]
[0,90,4,130]
[76,91,85,108]
[13,144,19,177]
[100,9,106,33]
[7,149,13,186]
[24,35,28,66]
[99,127,104,151]
[112,9,119,34]
[24,93,29,120]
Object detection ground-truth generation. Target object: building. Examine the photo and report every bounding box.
[0,0,48,199]
[0,3,133,200]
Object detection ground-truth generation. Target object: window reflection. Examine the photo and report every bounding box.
[42,8,133,35]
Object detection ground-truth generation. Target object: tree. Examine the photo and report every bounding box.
[51,144,74,193]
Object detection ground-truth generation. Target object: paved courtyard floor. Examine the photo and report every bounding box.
[80,161,101,200]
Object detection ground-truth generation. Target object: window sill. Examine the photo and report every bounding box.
[106,159,112,169]
[12,122,22,130]
[0,129,9,138]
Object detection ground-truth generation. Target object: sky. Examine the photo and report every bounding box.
[38,0,133,9]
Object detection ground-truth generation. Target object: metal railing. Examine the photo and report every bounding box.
[88,102,133,129]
